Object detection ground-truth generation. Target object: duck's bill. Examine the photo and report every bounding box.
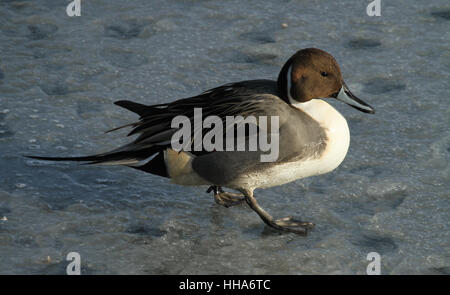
[334,82,375,114]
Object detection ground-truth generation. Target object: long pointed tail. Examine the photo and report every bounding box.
[24,145,160,166]
[25,154,106,163]
[25,99,169,166]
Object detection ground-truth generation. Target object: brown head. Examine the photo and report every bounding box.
[278,48,374,114]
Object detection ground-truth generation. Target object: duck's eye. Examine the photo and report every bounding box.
[321,71,328,77]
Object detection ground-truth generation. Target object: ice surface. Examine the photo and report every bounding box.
[0,0,449,274]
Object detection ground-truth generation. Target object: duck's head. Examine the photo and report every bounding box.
[277,48,375,114]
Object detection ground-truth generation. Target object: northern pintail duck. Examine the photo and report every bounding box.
[28,48,374,234]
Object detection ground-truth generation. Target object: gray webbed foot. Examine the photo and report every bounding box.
[269,216,315,235]
[243,190,315,235]
[206,185,245,208]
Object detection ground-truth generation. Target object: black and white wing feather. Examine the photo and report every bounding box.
[27,80,283,171]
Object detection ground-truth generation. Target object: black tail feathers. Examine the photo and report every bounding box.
[24,145,161,165]
[24,154,103,164]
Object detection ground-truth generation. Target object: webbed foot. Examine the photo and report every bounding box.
[206,185,245,208]
[269,216,315,235]
[243,189,315,235]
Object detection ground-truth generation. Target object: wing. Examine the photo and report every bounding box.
[120,80,280,154]
[28,80,288,175]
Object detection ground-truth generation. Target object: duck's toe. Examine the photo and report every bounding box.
[270,216,315,235]
[214,191,245,208]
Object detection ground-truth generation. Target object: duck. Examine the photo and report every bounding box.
[28,48,374,234]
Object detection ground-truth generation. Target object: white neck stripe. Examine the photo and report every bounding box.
[286,64,296,104]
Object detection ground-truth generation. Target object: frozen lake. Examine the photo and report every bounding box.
[0,0,449,274]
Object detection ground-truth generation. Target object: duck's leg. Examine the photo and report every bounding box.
[206,185,245,208]
[242,189,315,235]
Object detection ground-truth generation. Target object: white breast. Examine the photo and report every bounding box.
[240,99,350,189]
